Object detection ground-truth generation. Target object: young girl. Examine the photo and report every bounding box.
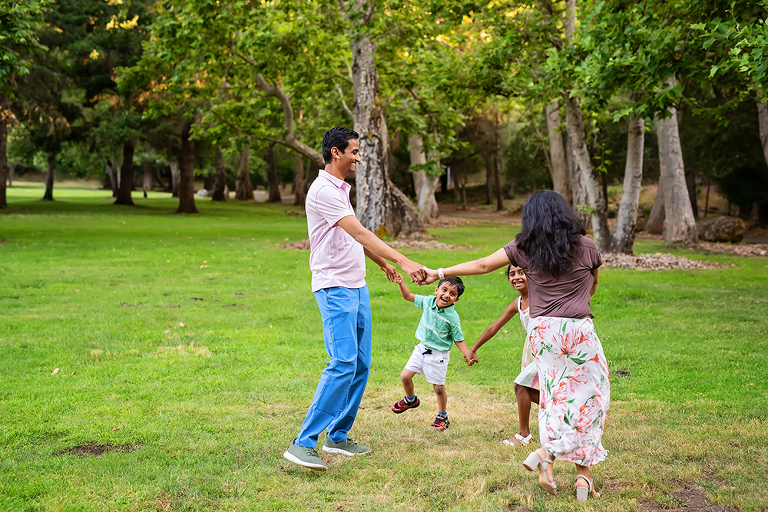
[465,265,540,447]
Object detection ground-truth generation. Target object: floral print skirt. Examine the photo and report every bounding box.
[528,316,610,466]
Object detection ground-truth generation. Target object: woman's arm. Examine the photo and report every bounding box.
[465,301,518,365]
[590,268,599,297]
[422,248,510,285]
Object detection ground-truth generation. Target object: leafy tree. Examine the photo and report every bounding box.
[0,0,46,206]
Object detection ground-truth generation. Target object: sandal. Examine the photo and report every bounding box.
[575,474,600,501]
[523,450,557,495]
[502,433,532,447]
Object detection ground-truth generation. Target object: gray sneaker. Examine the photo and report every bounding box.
[322,437,371,456]
[283,444,328,471]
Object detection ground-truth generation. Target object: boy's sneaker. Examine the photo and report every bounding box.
[430,414,450,431]
[392,396,420,414]
[322,437,371,456]
[283,444,328,471]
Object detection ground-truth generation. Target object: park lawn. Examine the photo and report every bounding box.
[1,185,766,512]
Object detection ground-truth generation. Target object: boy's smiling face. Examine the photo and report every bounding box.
[434,281,460,309]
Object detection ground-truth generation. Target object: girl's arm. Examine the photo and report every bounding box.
[420,248,510,285]
[465,300,519,365]
[590,268,599,297]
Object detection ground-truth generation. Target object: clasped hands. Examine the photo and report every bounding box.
[379,261,441,286]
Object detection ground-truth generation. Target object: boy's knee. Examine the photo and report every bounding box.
[433,384,446,395]
[400,372,413,384]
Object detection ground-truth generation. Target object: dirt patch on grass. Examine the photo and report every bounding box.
[56,443,139,457]
[638,483,739,511]
[602,253,735,271]
[281,239,472,251]
[157,342,211,356]
[698,241,768,257]
[636,232,768,257]
[427,216,485,227]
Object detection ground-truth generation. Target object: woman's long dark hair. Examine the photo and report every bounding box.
[515,190,586,278]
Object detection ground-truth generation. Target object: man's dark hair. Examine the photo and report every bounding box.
[438,276,465,297]
[322,127,359,164]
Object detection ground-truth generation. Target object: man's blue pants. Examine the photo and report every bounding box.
[295,285,372,448]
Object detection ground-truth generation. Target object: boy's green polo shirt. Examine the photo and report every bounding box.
[413,294,464,352]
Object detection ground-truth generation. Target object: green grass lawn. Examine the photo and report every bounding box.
[1,185,767,511]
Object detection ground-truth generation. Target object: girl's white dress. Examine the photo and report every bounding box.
[512,296,538,389]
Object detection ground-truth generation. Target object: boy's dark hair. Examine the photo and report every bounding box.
[322,127,359,164]
[438,276,465,297]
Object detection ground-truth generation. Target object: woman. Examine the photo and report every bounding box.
[422,190,609,501]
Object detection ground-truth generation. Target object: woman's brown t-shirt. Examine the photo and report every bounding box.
[502,235,602,319]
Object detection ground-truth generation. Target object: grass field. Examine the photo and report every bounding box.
[1,185,767,511]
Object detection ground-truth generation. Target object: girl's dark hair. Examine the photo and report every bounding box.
[515,190,586,278]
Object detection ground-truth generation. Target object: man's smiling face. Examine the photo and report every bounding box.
[335,138,361,178]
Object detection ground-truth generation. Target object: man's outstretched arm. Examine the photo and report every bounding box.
[338,215,426,282]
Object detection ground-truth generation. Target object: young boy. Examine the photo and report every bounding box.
[391,274,469,431]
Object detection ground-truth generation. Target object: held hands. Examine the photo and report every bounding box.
[400,259,427,283]
[379,262,400,283]
[418,268,440,286]
[464,350,479,366]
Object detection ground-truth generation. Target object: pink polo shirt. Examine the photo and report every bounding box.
[306,170,366,292]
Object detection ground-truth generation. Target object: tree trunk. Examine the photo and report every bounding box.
[685,168,698,220]
[212,145,227,202]
[142,143,153,194]
[608,117,645,254]
[43,150,55,201]
[485,157,493,205]
[170,161,180,197]
[203,171,215,192]
[0,94,8,208]
[409,135,439,223]
[293,153,305,207]
[176,119,199,214]
[563,93,610,248]
[265,142,281,203]
[452,164,461,203]
[566,104,589,228]
[656,79,697,246]
[646,180,665,234]
[757,98,768,170]
[493,114,504,211]
[545,102,571,203]
[103,157,115,193]
[351,32,425,237]
[114,139,136,205]
[235,145,254,200]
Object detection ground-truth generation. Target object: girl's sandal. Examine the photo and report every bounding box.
[502,433,532,447]
[523,450,557,495]
[575,474,600,501]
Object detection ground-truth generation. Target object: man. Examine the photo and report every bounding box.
[283,126,427,471]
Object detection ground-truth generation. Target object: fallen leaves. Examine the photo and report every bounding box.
[51,368,60,375]
[112,426,121,431]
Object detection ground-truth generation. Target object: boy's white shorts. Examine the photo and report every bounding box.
[404,343,450,385]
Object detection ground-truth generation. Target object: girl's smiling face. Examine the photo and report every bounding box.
[508,266,527,292]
